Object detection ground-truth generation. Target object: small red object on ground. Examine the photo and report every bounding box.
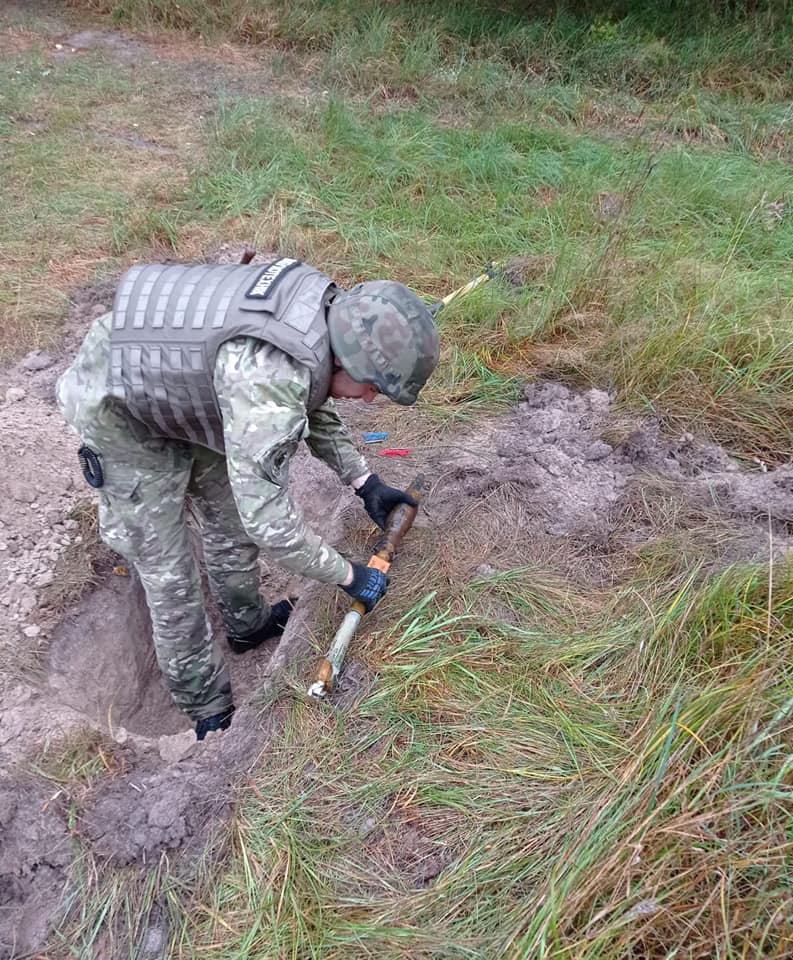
[379,448,412,457]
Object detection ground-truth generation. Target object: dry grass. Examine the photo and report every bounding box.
[28,725,125,791]
[40,500,118,614]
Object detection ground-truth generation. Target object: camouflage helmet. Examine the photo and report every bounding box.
[327,280,440,405]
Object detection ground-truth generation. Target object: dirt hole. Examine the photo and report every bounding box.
[46,573,188,737]
[39,444,353,742]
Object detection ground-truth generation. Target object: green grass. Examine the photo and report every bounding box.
[185,95,793,453]
[0,36,198,359]
[76,0,793,99]
[4,5,792,452]
[65,564,792,958]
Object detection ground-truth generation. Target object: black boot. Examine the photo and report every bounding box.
[227,598,295,655]
[195,705,235,741]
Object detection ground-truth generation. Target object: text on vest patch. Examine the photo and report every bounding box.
[245,258,302,299]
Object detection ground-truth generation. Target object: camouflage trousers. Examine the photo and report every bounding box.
[61,402,271,722]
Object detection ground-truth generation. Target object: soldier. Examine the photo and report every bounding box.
[57,257,439,739]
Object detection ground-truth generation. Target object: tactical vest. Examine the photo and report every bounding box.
[108,259,337,453]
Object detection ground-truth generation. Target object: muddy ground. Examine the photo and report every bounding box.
[1,264,791,955]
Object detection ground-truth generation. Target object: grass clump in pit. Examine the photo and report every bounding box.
[28,726,123,791]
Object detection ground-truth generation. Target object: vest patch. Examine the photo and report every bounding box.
[246,258,301,299]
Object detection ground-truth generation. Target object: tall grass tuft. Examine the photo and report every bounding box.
[150,563,793,958]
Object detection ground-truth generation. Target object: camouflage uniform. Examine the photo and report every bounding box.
[57,313,368,721]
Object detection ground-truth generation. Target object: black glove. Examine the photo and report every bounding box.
[341,563,389,612]
[355,474,418,529]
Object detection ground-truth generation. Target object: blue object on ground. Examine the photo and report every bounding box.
[363,432,389,443]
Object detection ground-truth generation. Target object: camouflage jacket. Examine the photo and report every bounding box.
[214,335,368,584]
[59,313,368,584]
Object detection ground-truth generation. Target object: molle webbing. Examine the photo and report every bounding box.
[109,260,335,452]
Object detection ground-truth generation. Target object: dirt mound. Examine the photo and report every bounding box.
[432,381,791,543]
[0,282,114,680]
[0,776,72,958]
[432,382,624,540]
[393,382,792,592]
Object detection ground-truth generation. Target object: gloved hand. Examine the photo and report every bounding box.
[341,562,389,612]
[355,473,418,529]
